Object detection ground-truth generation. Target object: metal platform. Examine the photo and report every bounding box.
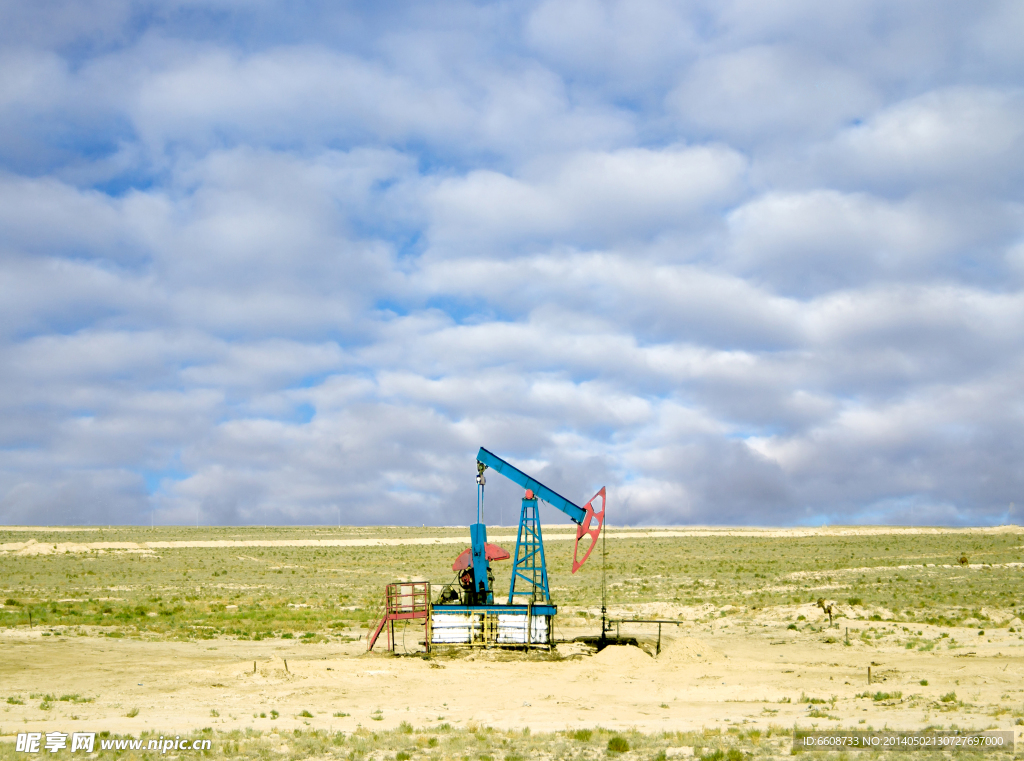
[367,582,432,653]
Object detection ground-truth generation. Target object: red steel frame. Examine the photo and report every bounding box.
[367,582,431,653]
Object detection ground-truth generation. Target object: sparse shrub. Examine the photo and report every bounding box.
[270,710,279,719]
[940,691,957,703]
[126,707,139,717]
[333,711,349,717]
[700,750,724,761]
[398,721,413,733]
[920,680,928,686]
[299,709,313,718]
[787,623,797,630]
[59,694,92,703]
[799,693,826,704]
[210,709,219,717]
[396,752,411,761]
[7,696,24,705]
[607,736,629,753]
[570,729,592,741]
[847,598,862,606]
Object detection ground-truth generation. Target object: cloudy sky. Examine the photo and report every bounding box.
[1,1,1022,527]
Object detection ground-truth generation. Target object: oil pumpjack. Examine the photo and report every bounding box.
[368,447,605,651]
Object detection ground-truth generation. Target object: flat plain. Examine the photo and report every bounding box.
[2,525,1023,760]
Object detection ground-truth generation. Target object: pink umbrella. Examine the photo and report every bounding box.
[451,543,511,571]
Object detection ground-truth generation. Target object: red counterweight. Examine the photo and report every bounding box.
[571,486,606,574]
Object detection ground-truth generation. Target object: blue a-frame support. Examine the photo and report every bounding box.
[507,496,550,603]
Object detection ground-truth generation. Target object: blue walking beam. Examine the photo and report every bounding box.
[476,447,587,524]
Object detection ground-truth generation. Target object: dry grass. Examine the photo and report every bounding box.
[2,527,1023,641]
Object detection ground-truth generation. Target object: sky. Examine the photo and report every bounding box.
[1,0,1023,528]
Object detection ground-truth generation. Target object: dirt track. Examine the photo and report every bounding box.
[2,524,1018,556]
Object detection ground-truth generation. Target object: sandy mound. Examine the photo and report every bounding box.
[657,636,718,665]
[593,644,654,669]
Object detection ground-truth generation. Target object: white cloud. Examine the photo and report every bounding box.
[426,144,747,251]
[1,1,1023,528]
[667,45,879,145]
[524,0,699,90]
[725,190,964,293]
[814,87,1024,193]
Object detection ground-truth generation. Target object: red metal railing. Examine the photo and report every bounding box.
[367,582,431,653]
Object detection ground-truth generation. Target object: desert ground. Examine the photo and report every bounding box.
[2,525,1023,759]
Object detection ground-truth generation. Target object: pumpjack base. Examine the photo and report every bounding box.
[431,603,556,647]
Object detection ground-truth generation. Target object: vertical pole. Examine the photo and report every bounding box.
[425,584,432,654]
[867,667,871,685]
[476,462,486,524]
[657,623,662,655]
[387,586,394,653]
[601,506,608,642]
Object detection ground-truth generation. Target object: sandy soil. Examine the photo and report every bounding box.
[3,611,1023,741]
